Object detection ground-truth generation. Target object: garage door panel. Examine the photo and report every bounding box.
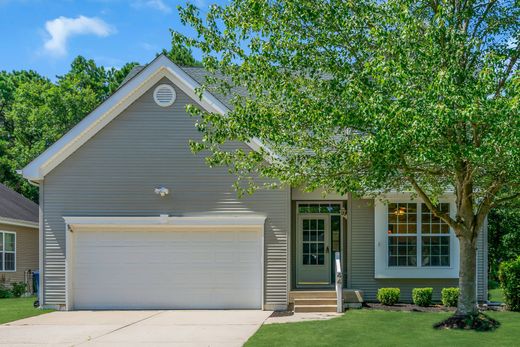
[72,229,262,309]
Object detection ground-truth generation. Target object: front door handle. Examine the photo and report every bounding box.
[326,246,329,254]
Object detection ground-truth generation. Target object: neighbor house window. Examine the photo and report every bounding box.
[387,203,451,268]
[421,203,450,266]
[0,231,16,271]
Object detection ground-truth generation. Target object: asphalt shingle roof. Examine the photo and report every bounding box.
[0,183,38,224]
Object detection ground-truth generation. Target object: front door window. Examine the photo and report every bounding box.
[302,218,326,265]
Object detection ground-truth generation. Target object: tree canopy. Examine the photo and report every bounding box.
[159,39,202,66]
[489,207,520,280]
[176,0,519,318]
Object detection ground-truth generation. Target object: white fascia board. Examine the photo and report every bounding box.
[21,55,269,180]
[0,217,39,229]
[63,214,267,228]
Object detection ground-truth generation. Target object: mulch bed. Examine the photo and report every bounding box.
[433,312,501,331]
[363,302,456,312]
[270,310,294,317]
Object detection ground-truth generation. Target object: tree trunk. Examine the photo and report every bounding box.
[456,234,478,316]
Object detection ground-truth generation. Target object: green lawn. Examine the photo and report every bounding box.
[0,297,53,324]
[489,288,505,303]
[246,310,520,347]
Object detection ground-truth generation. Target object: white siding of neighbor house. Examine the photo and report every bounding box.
[41,78,290,309]
[349,199,487,302]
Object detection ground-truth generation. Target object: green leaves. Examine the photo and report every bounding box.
[176,0,519,214]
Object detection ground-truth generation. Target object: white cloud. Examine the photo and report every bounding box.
[43,15,115,56]
[132,0,171,13]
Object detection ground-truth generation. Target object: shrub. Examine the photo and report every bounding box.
[412,287,433,307]
[498,256,520,311]
[377,288,400,305]
[441,287,459,307]
[488,279,499,290]
[0,285,13,298]
[11,282,27,298]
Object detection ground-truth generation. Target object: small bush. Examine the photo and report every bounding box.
[11,282,27,298]
[498,256,520,311]
[488,279,499,290]
[412,287,433,307]
[377,288,400,305]
[441,287,459,307]
[0,284,13,298]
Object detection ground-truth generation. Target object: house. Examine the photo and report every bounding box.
[20,55,487,311]
[0,183,39,289]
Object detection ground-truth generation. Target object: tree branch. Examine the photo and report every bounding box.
[405,173,459,231]
[471,0,497,39]
[495,45,519,97]
[473,179,503,238]
[491,192,520,208]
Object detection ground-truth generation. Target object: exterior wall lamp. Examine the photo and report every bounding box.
[154,187,169,197]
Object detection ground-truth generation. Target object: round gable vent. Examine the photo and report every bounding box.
[153,84,176,107]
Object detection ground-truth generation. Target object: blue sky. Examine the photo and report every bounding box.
[0,0,223,79]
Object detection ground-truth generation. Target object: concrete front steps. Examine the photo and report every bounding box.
[291,291,337,313]
[289,290,364,312]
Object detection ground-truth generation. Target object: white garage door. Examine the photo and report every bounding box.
[71,229,262,310]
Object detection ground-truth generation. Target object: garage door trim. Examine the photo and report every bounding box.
[63,214,266,311]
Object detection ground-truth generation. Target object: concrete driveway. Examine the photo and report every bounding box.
[0,310,272,346]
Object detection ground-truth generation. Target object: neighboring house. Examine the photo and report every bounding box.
[20,55,487,311]
[0,183,39,288]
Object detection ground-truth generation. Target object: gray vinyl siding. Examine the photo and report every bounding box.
[348,198,486,303]
[41,78,289,308]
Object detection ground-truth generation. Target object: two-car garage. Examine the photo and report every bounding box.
[65,216,264,310]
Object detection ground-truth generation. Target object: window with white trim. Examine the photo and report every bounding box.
[421,203,450,266]
[387,203,451,267]
[388,203,417,266]
[0,231,16,271]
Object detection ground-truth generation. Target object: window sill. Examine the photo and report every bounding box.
[375,267,458,279]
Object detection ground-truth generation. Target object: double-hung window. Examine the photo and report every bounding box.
[0,231,16,271]
[387,203,451,268]
[387,203,417,266]
[421,203,450,266]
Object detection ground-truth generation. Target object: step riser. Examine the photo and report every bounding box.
[290,291,337,299]
[294,306,338,313]
[294,299,337,306]
[290,290,364,302]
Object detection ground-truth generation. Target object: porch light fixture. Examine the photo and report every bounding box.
[393,207,406,216]
[154,187,169,197]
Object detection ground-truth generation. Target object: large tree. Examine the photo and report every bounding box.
[176,0,519,320]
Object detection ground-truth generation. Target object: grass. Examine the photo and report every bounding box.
[0,297,53,324]
[489,288,505,303]
[246,310,520,347]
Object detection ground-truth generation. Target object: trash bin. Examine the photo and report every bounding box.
[32,271,40,308]
[32,271,39,296]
